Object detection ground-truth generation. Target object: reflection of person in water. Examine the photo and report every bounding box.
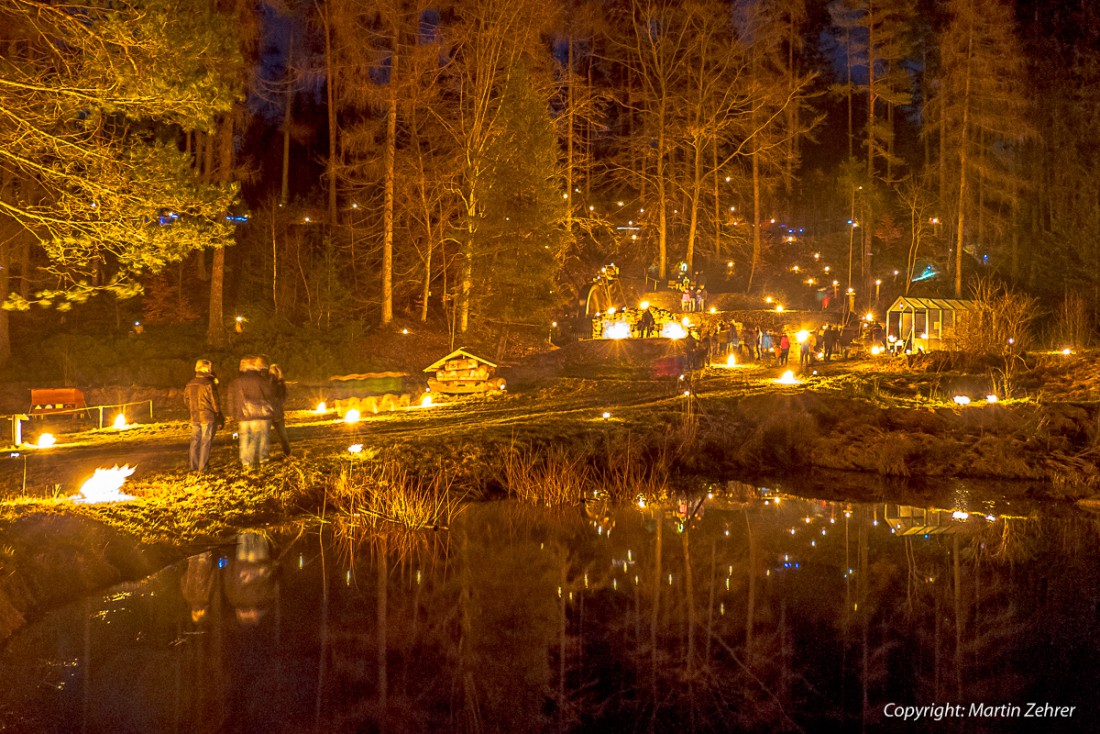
[224,532,278,626]
[181,551,218,624]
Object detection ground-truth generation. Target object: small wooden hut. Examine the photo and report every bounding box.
[423,349,506,395]
[886,296,976,352]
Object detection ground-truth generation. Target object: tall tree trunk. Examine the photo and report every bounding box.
[459,189,476,334]
[686,139,702,272]
[206,115,233,348]
[324,0,338,223]
[955,30,973,298]
[281,31,295,207]
[657,99,669,281]
[381,23,398,326]
[749,145,761,291]
[565,37,575,254]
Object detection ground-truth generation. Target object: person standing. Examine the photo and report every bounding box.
[779,332,791,366]
[184,359,222,472]
[268,363,291,457]
[229,356,275,469]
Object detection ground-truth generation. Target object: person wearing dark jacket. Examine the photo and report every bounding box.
[184,359,222,472]
[229,356,275,469]
[267,363,291,457]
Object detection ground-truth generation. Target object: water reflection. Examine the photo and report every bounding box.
[1,487,1097,733]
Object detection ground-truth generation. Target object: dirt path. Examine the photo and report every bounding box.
[0,377,692,496]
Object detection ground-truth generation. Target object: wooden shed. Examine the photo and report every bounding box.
[886,296,976,352]
[423,348,506,395]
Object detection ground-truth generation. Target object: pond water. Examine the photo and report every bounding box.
[0,484,1097,733]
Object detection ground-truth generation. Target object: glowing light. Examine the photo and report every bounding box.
[605,321,631,339]
[662,322,687,339]
[402,328,409,334]
[683,390,691,397]
[795,330,810,343]
[952,510,969,520]
[870,346,882,356]
[986,394,998,403]
[36,433,56,448]
[953,395,971,406]
[864,312,874,321]
[726,353,736,367]
[72,465,136,504]
[607,307,617,315]
[709,307,717,314]
[420,393,433,407]
[637,495,647,509]
[235,315,243,323]
[765,296,773,303]
[639,300,649,310]
[348,444,363,453]
[775,371,799,386]
[775,305,784,313]
[1062,347,1072,355]
[344,408,361,424]
[315,401,327,414]
[113,413,128,430]
[681,316,692,327]
[602,411,611,420]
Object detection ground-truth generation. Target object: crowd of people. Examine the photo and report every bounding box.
[183,355,292,473]
[684,321,866,370]
[678,277,708,313]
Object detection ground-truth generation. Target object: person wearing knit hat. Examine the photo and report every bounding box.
[184,358,222,472]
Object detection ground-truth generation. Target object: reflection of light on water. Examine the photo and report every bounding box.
[72,465,136,504]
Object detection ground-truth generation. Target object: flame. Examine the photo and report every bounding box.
[604,321,631,339]
[315,401,327,413]
[72,465,136,504]
[113,413,128,430]
[774,370,799,385]
[36,433,56,448]
[343,408,361,424]
[348,444,363,454]
[953,395,971,405]
[662,322,687,339]
[420,393,433,407]
[726,353,736,367]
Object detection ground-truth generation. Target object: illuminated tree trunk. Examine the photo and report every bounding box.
[381,25,397,326]
[206,115,233,348]
[749,145,761,292]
